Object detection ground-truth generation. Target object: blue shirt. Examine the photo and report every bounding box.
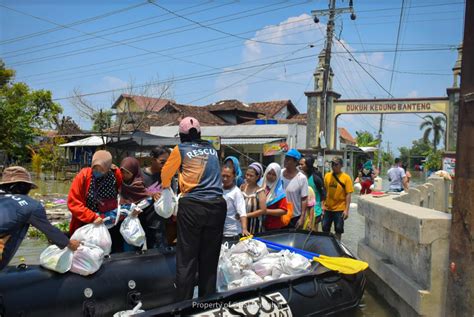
[0,192,69,270]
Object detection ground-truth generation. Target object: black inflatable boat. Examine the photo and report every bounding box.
[0,230,366,316]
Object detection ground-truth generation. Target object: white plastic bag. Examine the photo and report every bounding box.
[229,253,253,271]
[228,270,263,290]
[40,245,73,273]
[252,253,283,278]
[230,239,268,261]
[113,302,144,317]
[71,223,112,255]
[70,243,104,276]
[120,215,146,247]
[154,188,177,219]
[280,250,311,275]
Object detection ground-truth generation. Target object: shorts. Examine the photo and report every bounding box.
[322,210,344,234]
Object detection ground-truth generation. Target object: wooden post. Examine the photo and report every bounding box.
[446,1,474,315]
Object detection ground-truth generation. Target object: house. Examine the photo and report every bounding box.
[110,94,301,132]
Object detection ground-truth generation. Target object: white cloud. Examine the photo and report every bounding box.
[101,76,127,90]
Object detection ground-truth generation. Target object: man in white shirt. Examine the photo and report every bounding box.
[387,158,408,192]
[281,149,308,228]
[221,166,250,237]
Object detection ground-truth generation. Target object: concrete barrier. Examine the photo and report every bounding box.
[358,193,451,317]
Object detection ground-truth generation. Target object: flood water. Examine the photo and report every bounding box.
[12,173,426,316]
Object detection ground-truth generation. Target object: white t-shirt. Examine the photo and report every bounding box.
[387,166,406,190]
[281,170,309,218]
[223,185,247,237]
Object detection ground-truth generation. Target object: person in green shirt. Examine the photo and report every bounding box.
[299,156,325,231]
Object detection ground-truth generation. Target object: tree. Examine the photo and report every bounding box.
[0,60,63,161]
[55,116,82,135]
[355,130,380,147]
[92,110,113,132]
[419,115,446,150]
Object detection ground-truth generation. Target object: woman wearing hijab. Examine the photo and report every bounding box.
[119,157,166,249]
[299,156,325,231]
[262,163,291,231]
[68,150,124,253]
[224,156,244,187]
[241,162,267,234]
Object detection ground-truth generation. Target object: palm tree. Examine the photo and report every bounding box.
[355,130,380,147]
[419,115,446,150]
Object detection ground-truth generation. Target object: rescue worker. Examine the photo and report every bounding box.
[161,117,226,301]
[0,166,80,270]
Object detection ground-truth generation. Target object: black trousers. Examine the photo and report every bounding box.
[176,196,226,301]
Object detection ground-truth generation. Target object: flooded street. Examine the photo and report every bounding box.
[12,173,425,316]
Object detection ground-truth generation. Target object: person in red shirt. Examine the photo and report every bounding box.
[263,163,291,230]
[67,150,124,253]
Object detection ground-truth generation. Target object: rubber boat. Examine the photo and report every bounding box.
[0,230,366,316]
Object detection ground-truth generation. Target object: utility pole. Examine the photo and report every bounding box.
[307,0,355,149]
[447,1,473,315]
[377,114,384,171]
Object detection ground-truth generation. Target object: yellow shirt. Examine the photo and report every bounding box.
[324,172,354,211]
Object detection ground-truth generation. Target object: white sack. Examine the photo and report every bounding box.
[120,215,146,247]
[280,250,311,275]
[154,188,177,219]
[70,243,104,276]
[230,239,268,261]
[40,245,73,273]
[252,253,283,278]
[71,223,112,255]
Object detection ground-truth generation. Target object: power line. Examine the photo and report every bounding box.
[1,1,229,58]
[148,0,308,46]
[52,51,319,101]
[0,1,150,45]
[27,27,324,87]
[16,15,315,80]
[6,1,311,67]
[186,45,312,104]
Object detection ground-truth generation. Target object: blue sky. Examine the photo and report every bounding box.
[0,0,466,153]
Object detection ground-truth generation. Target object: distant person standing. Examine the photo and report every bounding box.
[322,157,354,241]
[359,160,375,195]
[387,158,408,192]
[161,117,226,301]
[402,163,412,188]
[281,149,308,228]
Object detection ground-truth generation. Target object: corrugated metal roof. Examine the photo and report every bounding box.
[150,124,299,138]
[222,137,284,145]
[59,136,109,147]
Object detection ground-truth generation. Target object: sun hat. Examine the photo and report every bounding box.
[0,166,38,188]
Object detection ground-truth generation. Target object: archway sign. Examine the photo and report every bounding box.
[327,97,454,150]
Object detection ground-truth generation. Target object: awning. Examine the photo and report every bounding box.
[60,136,109,147]
[221,137,284,145]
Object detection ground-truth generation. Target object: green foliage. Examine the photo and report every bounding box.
[27,221,70,241]
[36,137,67,176]
[424,150,443,171]
[92,110,113,132]
[0,61,63,161]
[355,130,380,147]
[419,115,446,151]
[397,138,432,168]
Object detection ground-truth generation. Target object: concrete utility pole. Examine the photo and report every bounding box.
[377,114,384,170]
[306,0,355,149]
[447,1,474,315]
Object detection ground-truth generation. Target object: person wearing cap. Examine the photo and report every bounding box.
[67,150,125,253]
[322,157,354,241]
[281,149,308,228]
[161,117,226,301]
[0,166,80,270]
